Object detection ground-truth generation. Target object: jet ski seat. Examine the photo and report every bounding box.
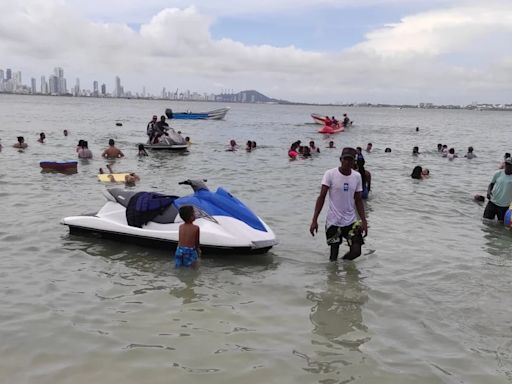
[107,188,180,224]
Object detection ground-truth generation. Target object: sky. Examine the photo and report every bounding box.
[1,0,511,104]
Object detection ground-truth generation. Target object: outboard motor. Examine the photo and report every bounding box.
[165,108,174,119]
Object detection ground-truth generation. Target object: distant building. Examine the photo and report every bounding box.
[101,83,106,95]
[41,76,47,94]
[93,81,98,96]
[6,68,12,80]
[31,78,36,94]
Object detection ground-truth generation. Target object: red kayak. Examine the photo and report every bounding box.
[318,125,344,134]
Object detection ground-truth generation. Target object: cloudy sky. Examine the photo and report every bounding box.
[1,0,511,104]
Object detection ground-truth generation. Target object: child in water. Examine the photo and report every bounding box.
[175,205,200,268]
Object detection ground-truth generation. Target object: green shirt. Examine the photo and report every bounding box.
[490,170,512,207]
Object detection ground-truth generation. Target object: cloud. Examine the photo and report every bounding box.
[1,0,512,103]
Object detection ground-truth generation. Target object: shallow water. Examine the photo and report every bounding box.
[1,94,511,383]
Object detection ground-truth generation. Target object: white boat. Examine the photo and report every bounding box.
[61,180,278,254]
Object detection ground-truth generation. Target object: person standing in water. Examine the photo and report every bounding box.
[483,158,512,222]
[310,147,368,261]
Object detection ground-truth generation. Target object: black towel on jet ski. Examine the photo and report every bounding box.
[126,192,176,228]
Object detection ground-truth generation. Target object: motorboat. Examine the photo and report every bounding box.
[165,107,230,120]
[318,125,344,134]
[61,179,278,254]
[143,128,188,150]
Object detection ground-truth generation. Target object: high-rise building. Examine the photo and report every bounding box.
[101,83,106,95]
[41,76,47,94]
[114,76,122,97]
[54,67,64,78]
[13,71,22,90]
[31,78,37,94]
[74,78,80,96]
[6,68,12,80]
[0,69,4,82]
[93,81,98,96]
[49,75,59,95]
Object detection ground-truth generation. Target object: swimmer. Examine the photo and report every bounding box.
[288,143,299,159]
[437,143,443,152]
[411,166,424,180]
[226,139,238,151]
[366,142,372,153]
[464,146,476,159]
[412,146,420,156]
[447,148,457,160]
[138,144,148,156]
[37,132,46,143]
[63,129,69,137]
[185,136,191,145]
[246,140,252,152]
[385,147,392,153]
[309,140,320,153]
[474,194,486,203]
[327,141,336,149]
[124,173,140,187]
[421,168,430,177]
[13,136,28,149]
[302,146,312,158]
[441,145,448,157]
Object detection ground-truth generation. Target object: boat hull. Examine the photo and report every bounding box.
[165,107,229,120]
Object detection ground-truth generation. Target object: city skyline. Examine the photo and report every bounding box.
[1,1,511,105]
[0,65,224,101]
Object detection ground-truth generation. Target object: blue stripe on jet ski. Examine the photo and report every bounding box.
[173,187,267,232]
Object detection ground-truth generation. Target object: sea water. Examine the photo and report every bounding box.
[0,94,511,383]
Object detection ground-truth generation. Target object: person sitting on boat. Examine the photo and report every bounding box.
[147,115,157,138]
[324,116,332,127]
[342,113,350,127]
[152,116,170,143]
[331,116,339,127]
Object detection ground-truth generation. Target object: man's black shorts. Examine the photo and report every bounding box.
[483,201,509,221]
[326,224,364,246]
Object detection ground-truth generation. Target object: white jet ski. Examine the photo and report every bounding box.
[61,180,278,254]
[144,127,188,150]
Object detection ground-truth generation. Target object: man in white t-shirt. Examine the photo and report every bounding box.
[310,147,368,261]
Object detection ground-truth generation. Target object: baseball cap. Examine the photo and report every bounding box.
[341,147,357,159]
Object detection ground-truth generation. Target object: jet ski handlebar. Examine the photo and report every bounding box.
[179,179,209,192]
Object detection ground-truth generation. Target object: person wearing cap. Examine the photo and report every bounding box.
[147,115,158,140]
[310,147,368,261]
[483,158,512,222]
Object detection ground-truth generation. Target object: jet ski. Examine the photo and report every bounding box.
[61,180,278,254]
[144,127,188,150]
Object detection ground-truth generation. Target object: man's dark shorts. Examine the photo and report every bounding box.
[483,201,509,221]
[326,223,364,246]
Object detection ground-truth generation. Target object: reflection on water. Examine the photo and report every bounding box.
[480,223,512,262]
[299,263,370,377]
[308,263,369,349]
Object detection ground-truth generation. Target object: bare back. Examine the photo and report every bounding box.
[102,146,124,159]
[178,223,200,249]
